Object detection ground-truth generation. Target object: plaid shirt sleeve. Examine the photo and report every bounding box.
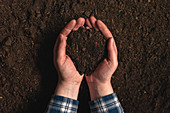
[89,93,124,113]
[47,95,78,113]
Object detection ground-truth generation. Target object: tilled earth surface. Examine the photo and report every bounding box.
[0,0,169,113]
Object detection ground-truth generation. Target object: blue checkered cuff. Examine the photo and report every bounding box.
[89,93,124,113]
[47,95,78,113]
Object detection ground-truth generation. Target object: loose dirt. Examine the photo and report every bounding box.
[67,28,107,75]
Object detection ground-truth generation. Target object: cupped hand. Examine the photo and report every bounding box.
[85,16,118,100]
[53,18,85,99]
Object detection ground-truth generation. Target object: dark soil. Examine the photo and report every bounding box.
[67,28,107,75]
[0,0,169,113]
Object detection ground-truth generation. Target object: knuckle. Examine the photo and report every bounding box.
[58,34,63,38]
[114,61,118,68]
[109,60,118,69]
[58,35,65,44]
[104,59,107,63]
[56,58,62,65]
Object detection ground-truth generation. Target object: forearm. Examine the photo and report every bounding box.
[54,81,80,100]
[88,81,114,100]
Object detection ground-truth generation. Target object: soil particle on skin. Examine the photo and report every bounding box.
[0,0,169,113]
[67,28,107,75]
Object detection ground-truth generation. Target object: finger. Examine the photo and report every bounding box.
[107,38,117,63]
[97,20,118,54]
[61,19,76,37]
[56,34,67,59]
[96,20,113,39]
[89,16,99,31]
[73,17,85,31]
[86,18,92,28]
[53,34,67,63]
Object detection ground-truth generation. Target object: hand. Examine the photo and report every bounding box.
[53,18,85,100]
[85,16,118,100]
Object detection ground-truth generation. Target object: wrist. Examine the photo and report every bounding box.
[88,82,114,100]
[54,81,80,100]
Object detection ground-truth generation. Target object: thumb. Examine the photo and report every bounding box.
[56,34,67,59]
[107,38,114,62]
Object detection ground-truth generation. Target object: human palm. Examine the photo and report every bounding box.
[53,18,85,87]
[85,17,118,85]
